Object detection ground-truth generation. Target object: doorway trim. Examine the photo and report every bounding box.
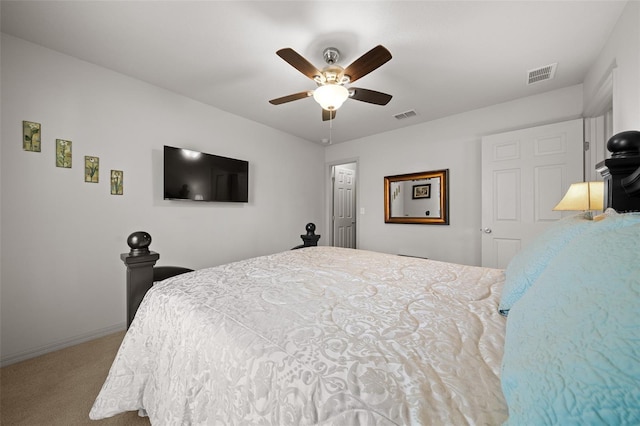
[583,68,615,181]
[584,68,615,118]
[325,158,359,248]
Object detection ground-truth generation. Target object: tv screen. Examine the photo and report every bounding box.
[164,145,248,202]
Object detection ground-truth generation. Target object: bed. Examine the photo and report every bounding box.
[91,131,640,424]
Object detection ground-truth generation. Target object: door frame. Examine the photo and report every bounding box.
[325,158,359,248]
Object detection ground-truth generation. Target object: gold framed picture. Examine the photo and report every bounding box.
[85,156,99,183]
[56,139,72,168]
[23,121,41,152]
[111,170,123,195]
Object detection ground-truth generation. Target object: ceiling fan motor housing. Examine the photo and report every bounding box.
[319,65,346,84]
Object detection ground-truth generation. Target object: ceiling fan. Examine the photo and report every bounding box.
[269,45,393,121]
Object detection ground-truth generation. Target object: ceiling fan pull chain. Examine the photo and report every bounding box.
[329,113,333,144]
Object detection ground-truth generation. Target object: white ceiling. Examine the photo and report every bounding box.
[0,1,627,144]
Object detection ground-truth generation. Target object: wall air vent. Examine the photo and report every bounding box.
[393,110,417,120]
[527,63,557,85]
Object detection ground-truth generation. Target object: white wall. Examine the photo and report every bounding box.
[325,3,639,266]
[325,85,584,266]
[584,0,640,132]
[0,35,325,365]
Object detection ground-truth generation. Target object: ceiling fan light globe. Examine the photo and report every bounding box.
[313,84,349,110]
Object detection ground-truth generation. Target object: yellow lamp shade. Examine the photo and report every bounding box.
[553,181,604,211]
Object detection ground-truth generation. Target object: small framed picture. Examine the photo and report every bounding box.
[85,156,99,183]
[56,139,72,168]
[23,121,41,152]
[110,170,123,195]
[412,184,431,199]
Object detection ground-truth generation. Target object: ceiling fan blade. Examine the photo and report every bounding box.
[322,109,337,121]
[350,88,393,105]
[343,45,392,83]
[269,91,312,105]
[276,48,321,80]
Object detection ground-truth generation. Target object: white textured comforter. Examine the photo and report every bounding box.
[91,247,507,425]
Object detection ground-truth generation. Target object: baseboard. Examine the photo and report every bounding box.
[0,322,126,367]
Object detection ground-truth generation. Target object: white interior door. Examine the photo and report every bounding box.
[481,119,583,268]
[333,164,356,248]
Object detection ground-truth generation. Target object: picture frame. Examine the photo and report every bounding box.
[384,169,449,225]
[110,170,123,195]
[412,183,431,199]
[56,139,72,168]
[85,156,99,183]
[23,121,41,152]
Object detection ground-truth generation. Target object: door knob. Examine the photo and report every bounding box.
[482,227,492,234]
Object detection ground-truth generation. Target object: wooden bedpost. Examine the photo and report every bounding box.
[292,223,321,249]
[121,231,159,329]
[597,130,640,213]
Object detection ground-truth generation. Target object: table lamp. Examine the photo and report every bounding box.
[553,181,604,220]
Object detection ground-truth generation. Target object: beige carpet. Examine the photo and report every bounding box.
[1,331,150,425]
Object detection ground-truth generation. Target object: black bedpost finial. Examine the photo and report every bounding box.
[122,231,159,328]
[607,130,640,158]
[597,130,640,212]
[305,223,316,236]
[300,222,320,247]
[291,223,321,249]
[127,231,152,256]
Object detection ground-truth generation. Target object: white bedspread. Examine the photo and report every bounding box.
[91,247,507,425]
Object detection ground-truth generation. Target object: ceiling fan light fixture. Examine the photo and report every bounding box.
[313,84,349,111]
[270,45,392,119]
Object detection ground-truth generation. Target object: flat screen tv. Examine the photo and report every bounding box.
[164,145,248,202]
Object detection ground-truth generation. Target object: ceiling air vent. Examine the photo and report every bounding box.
[527,63,557,85]
[393,110,417,120]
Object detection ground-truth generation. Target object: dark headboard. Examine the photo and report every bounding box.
[597,130,640,213]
